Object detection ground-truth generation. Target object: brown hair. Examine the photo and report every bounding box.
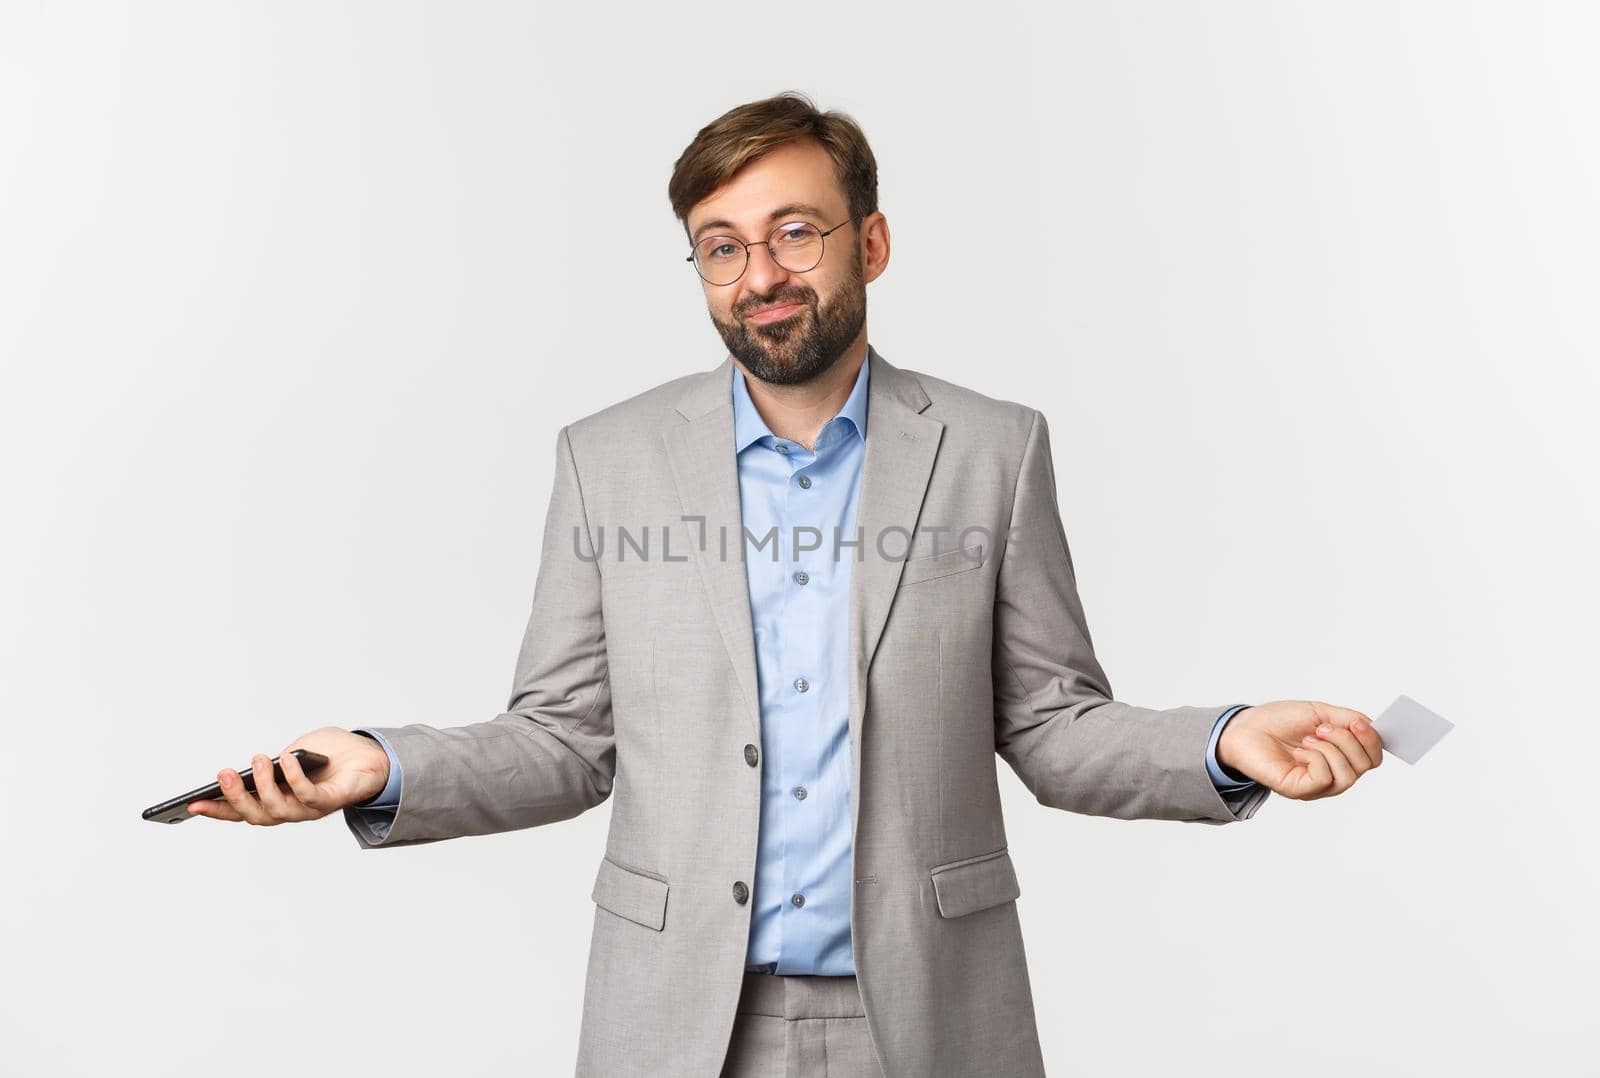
[668,91,878,239]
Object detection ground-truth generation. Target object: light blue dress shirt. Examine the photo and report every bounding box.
[729,352,869,974]
[350,350,1261,973]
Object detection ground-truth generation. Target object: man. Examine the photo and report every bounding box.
[191,92,1384,1077]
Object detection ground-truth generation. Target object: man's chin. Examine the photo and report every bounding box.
[735,345,808,384]
[742,332,804,365]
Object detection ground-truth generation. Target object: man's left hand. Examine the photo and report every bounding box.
[1217,700,1383,800]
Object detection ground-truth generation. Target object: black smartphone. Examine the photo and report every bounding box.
[142,749,331,824]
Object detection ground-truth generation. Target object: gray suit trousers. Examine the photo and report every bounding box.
[721,971,880,1077]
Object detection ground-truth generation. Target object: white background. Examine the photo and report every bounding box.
[3,3,1596,1075]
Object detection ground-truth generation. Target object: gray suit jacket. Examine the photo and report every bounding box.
[344,344,1269,1076]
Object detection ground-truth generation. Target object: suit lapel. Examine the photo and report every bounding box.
[660,345,945,835]
[661,356,763,735]
[846,348,943,839]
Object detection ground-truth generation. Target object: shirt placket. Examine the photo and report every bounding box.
[772,433,825,962]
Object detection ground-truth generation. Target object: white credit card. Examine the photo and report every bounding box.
[1372,694,1455,764]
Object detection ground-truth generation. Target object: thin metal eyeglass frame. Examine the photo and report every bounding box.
[685,217,858,286]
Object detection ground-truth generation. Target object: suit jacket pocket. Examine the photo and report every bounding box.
[929,846,1020,918]
[591,855,669,931]
[898,543,985,587]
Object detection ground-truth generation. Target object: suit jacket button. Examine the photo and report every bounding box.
[732,881,749,904]
[744,744,759,767]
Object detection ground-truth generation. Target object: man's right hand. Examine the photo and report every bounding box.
[186,726,391,825]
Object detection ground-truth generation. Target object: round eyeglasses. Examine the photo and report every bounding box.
[686,217,857,286]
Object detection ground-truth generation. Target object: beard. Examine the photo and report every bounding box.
[709,246,867,388]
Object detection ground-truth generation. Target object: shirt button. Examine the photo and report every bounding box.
[733,881,749,904]
[792,786,807,800]
[744,744,759,767]
[797,475,812,489]
[794,677,809,693]
[791,893,805,908]
[793,570,809,585]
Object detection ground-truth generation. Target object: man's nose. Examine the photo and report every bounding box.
[741,243,791,296]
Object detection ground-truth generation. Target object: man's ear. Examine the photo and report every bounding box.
[863,212,891,283]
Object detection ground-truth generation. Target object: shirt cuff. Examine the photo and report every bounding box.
[1206,704,1258,790]
[351,729,402,809]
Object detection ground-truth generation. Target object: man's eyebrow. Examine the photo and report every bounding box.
[690,202,833,243]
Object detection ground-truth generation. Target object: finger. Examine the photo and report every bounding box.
[1324,707,1383,762]
[217,768,269,825]
[1289,743,1332,798]
[1302,735,1356,794]
[188,798,244,822]
[1326,705,1370,730]
[1314,722,1375,776]
[251,754,303,820]
[1348,714,1383,768]
[1308,700,1341,724]
[278,748,324,810]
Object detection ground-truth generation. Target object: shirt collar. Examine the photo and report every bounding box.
[732,349,871,455]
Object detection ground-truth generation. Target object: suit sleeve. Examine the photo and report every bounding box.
[342,424,616,849]
[991,408,1269,824]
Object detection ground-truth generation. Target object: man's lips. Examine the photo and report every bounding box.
[747,302,805,324]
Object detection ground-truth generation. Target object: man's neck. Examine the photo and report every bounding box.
[735,336,867,451]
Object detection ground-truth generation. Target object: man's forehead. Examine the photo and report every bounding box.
[687,144,846,239]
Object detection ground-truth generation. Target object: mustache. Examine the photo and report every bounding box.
[736,290,814,318]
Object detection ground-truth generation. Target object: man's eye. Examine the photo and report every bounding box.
[709,243,739,259]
